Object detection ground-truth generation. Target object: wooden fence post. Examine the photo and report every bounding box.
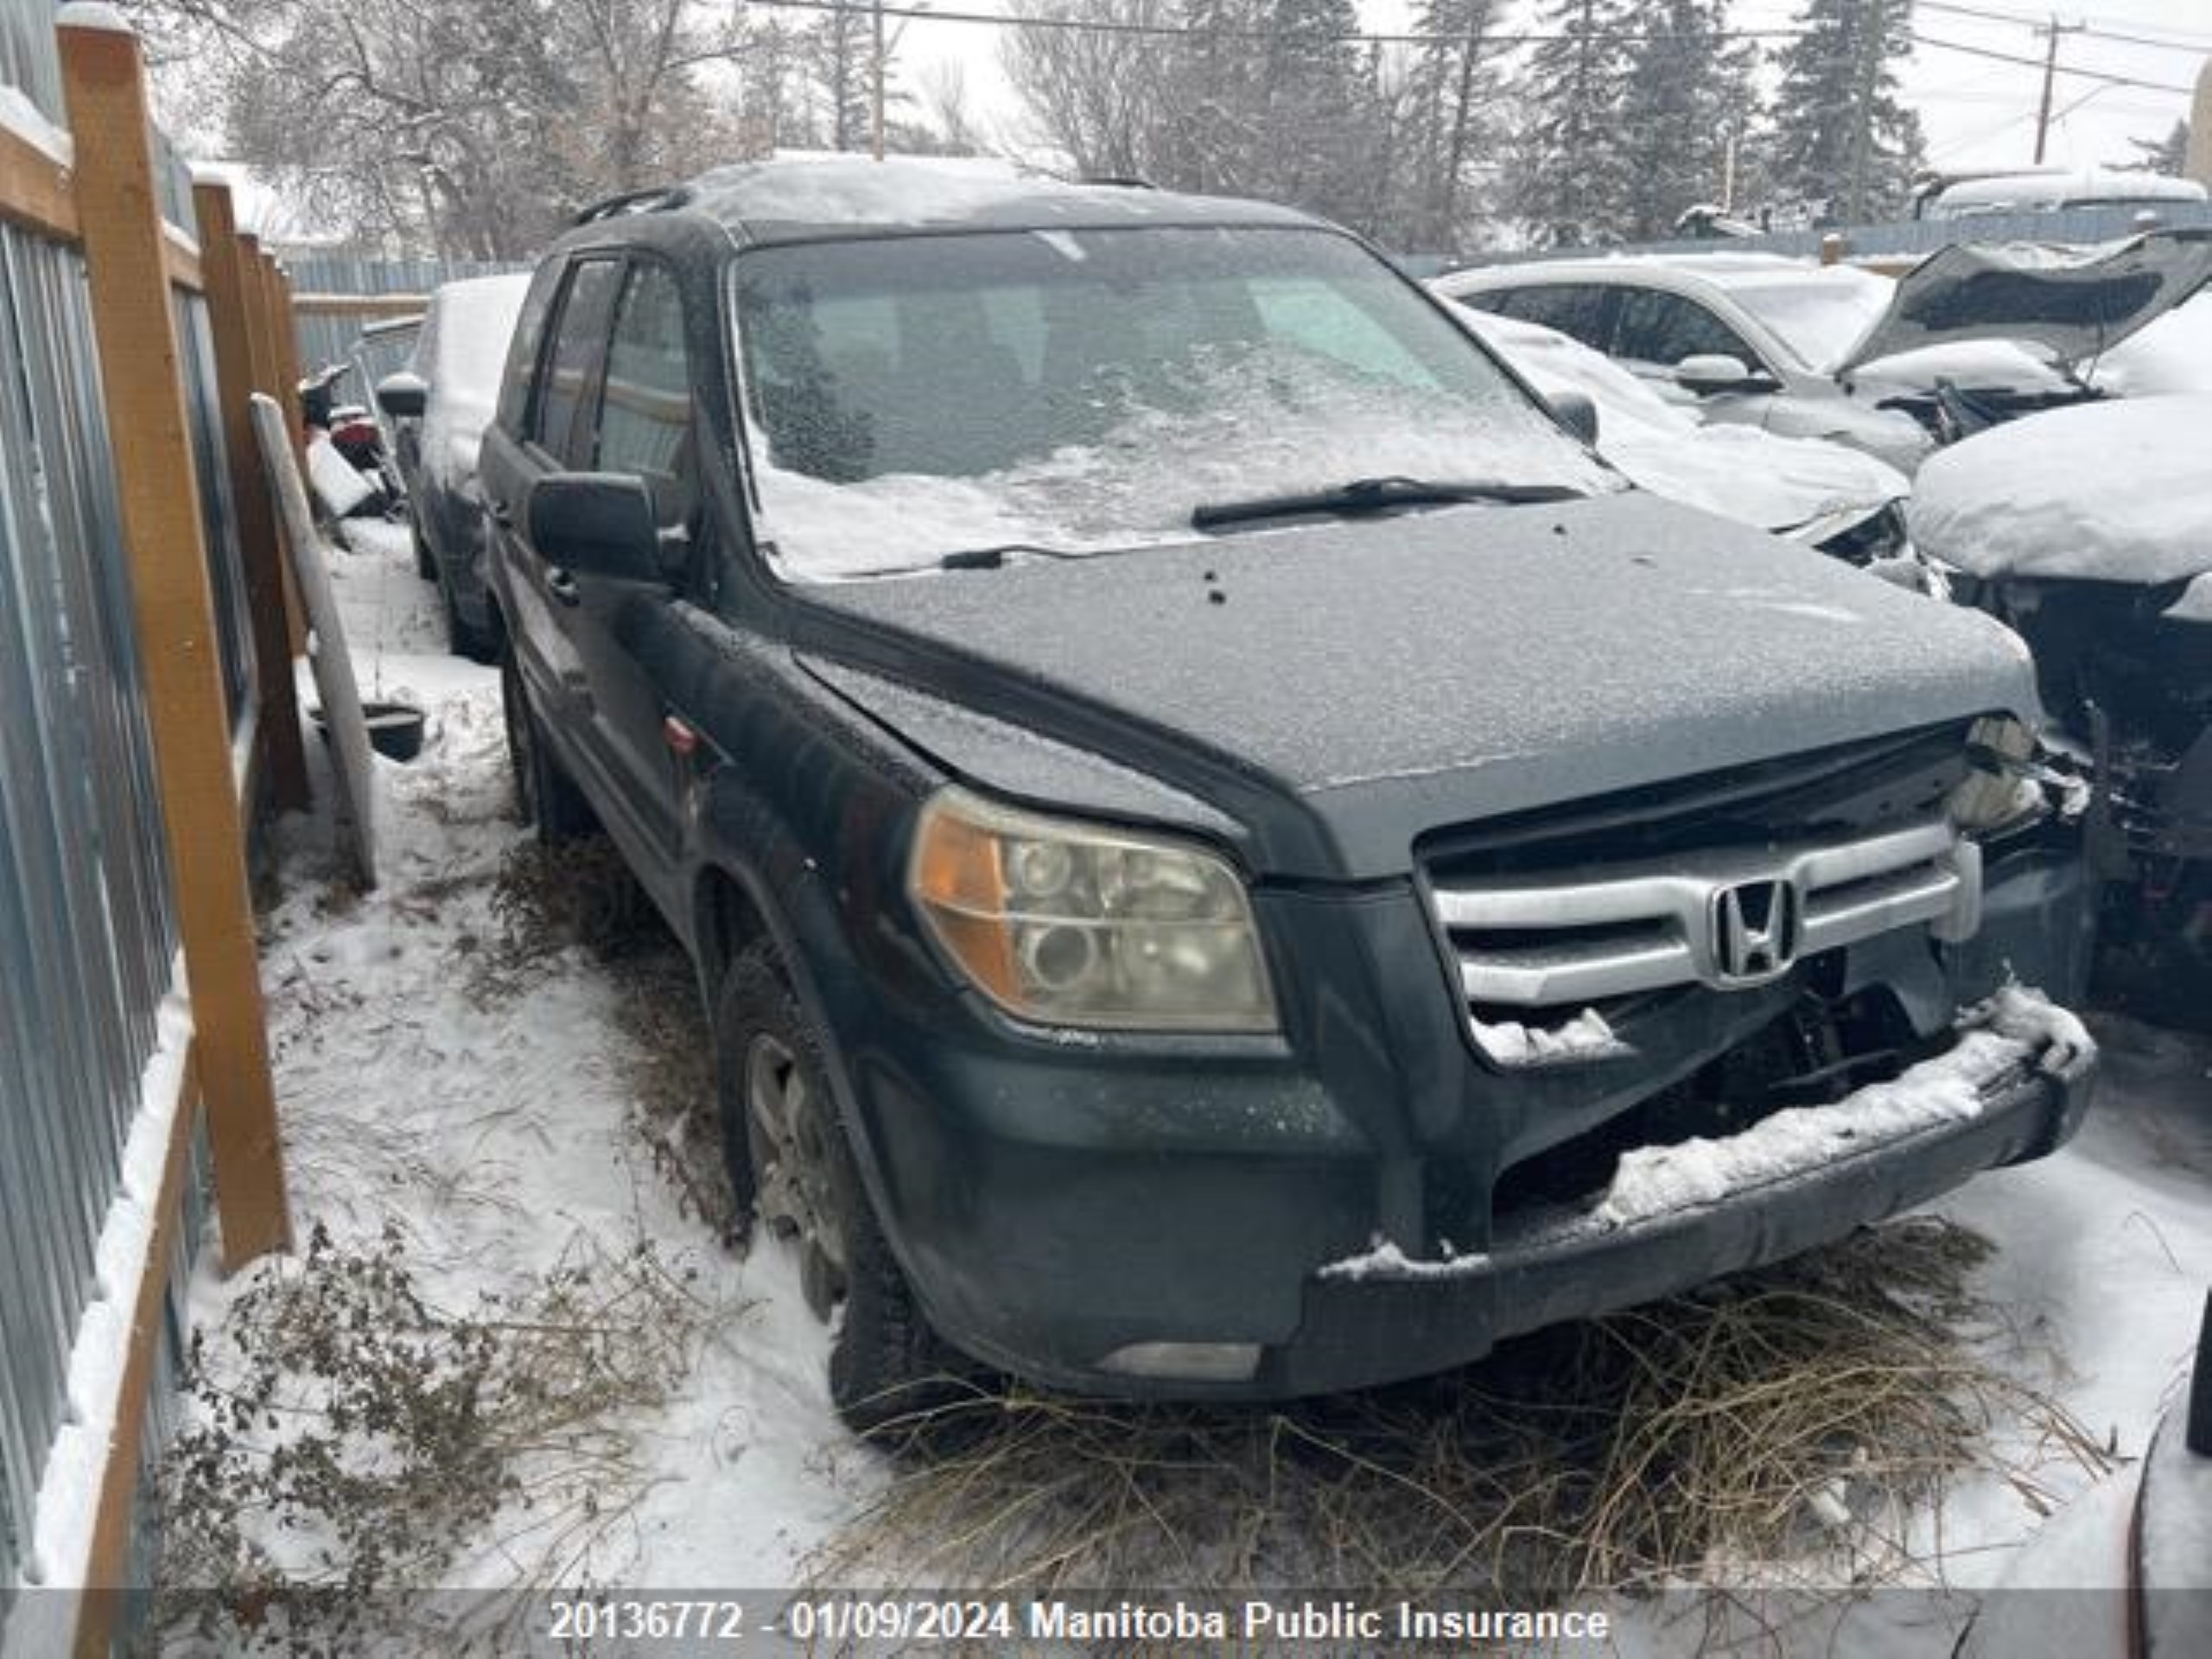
[194,182,308,814]
[58,7,290,1266]
[242,242,309,652]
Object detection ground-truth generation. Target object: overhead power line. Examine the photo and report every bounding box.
[734,0,2202,86]
[1911,29,2196,95]
[1916,0,2212,54]
[734,0,1819,48]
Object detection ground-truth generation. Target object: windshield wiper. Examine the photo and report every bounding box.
[1190,475,1585,531]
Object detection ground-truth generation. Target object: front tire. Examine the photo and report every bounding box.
[499,641,594,842]
[713,941,950,1434]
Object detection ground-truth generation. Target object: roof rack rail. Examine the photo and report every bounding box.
[1080,175,1158,190]
[573,186,692,226]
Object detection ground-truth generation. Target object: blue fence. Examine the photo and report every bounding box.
[0,0,239,1624]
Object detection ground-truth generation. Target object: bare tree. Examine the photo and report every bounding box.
[127,0,739,257]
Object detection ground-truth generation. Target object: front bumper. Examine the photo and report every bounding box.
[826,842,2095,1401]
[1274,1028,2092,1396]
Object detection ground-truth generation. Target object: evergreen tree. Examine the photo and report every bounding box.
[1617,0,1758,239]
[1767,0,1922,223]
[1403,0,1503,255]
[1255,0,1371,226]
[1511,0,1637,245]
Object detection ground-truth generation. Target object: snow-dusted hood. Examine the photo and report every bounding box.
[794,493,2038,880]
[1838,228,2212,378]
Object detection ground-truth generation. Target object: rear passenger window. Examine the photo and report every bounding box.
[593,264,694,525]
[528,261,622,462]
[1493,284,1612,350]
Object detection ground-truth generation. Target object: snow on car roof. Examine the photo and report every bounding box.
[1930,166,2207,214]
[1908,394,2212,586]
[683,156,1312,243]
[1443,251,1817,288]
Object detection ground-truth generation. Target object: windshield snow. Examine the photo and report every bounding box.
[732,226,1612,578]
[1721,269,1891,372]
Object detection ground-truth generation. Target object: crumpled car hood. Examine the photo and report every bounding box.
[1838,227,2212,377]
[793,492,2040,879]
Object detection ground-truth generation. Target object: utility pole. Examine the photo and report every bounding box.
[2032,17,2086,164]
[870,0,887,161]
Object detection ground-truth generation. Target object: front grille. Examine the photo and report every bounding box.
[1427,817,1980,1064]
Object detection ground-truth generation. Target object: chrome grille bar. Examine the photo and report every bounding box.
[1433,817,1980,1011]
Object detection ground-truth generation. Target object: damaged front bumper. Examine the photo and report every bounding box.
[1276,989,2094,1397]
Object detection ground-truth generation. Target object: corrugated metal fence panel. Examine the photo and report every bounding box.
[0,217,179,1614]
[0,9,238,1618]
[0,0,60,126]
[285,251,526,375]
[175,289,257,730]
[1473,199,2212,267]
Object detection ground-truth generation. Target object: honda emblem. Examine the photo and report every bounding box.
[1709,879,1801,987]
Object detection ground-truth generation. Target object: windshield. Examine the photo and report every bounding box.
[1722,270,1891,373]
[731,226,1614,578]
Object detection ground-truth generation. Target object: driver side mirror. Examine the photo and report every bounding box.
[1546,390,1599,446]
[1675,353,1777,397]
[374,370,428,419]
[526,472,664,583]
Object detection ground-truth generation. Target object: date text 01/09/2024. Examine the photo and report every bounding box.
[541,1597,1618,1646]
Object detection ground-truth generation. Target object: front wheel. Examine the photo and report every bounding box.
[713,941,952,1434]
[499,642,593,842]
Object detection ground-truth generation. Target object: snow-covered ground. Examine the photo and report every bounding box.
[178,517,2211,1640]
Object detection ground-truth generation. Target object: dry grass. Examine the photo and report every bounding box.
[810,1218,2108,1609]
[157,1224,708,1650]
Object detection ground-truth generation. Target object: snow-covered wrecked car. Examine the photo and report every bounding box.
[1912,395,2212,1013]
[1440,301,1918,575]
[480,157,2098,1428]
[376,272,533,660]
[1436,231,2212,472]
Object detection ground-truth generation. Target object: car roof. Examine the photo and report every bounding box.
[650,155,1319,246]
[1442,251,1823,290]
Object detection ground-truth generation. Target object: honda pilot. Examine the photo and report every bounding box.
[479,159,2097,1429]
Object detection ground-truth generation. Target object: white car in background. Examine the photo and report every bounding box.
[1435,232,2212,474]
[1445,301,1917,573]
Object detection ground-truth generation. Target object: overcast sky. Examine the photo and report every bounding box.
[880,0,2209,178]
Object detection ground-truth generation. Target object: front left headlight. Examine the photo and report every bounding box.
[1948,715,2050,835]
[908,788,1278,1033]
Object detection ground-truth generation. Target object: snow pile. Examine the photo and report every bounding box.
[1596,986,2090,1229]
[756,346,1612,578]
[0,85,71,165]
[1476,1006,1631,1067]
[2092,293,2212,397]
[2166,571,2212,624]
[417,273,531,492]
[1848,338,2064,398]
[1907,395,2212,584]
[1318,1236,1489,1282]
[1456,307,1904,533]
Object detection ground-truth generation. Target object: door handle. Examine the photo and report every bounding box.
[547,568,580,607]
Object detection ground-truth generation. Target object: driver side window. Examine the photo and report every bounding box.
[1613,289,1760,371]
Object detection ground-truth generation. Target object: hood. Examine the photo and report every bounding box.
[1910,394,2212,587]
[1605,419,1905,534]
[793,493,2038,880]
[1837,228,2212,378]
